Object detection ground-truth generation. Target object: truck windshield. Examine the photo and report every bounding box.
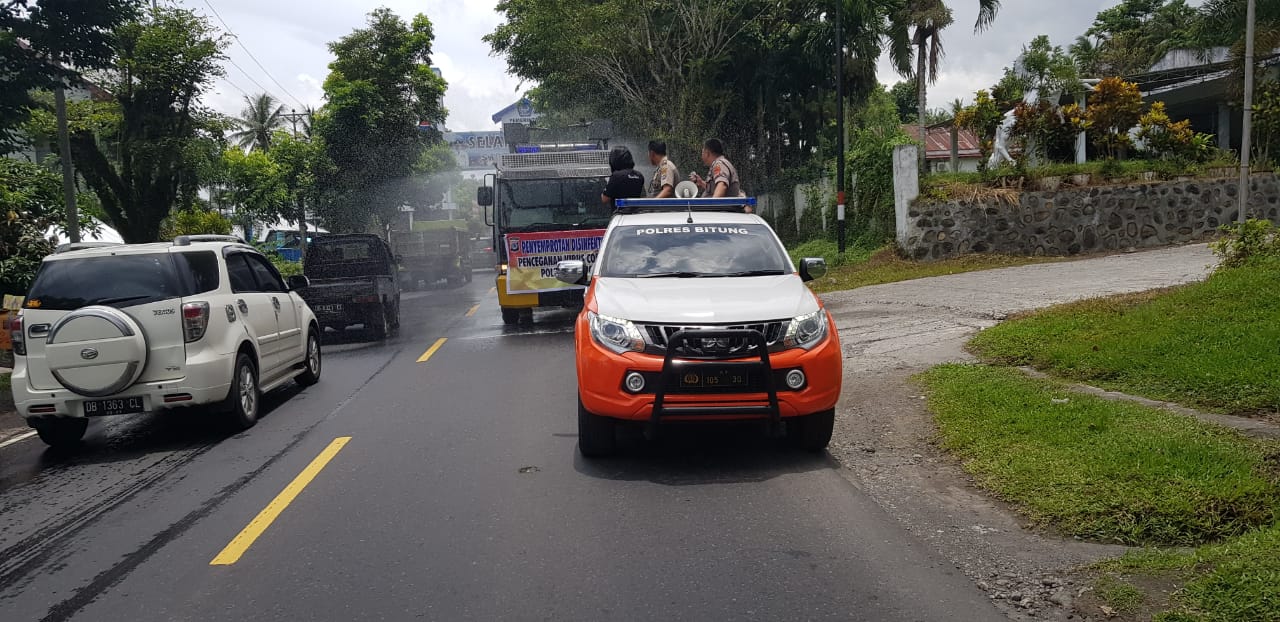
[500,178,611,231]
[599,224,792,278]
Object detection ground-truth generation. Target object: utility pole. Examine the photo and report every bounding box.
[54,83,79,244]
[835,0,846,255]
[1238,0,1257,225]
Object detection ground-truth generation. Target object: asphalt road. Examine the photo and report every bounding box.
[0,275,1000,622]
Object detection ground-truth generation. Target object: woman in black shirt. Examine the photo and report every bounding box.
[601,146,645,208]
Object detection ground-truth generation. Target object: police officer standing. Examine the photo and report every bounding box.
[647,141,679,198]
[690,138,750,212]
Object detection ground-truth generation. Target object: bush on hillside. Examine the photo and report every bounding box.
[1211,219,1280,269]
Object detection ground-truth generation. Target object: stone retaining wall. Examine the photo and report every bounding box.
[901,174,1280,261]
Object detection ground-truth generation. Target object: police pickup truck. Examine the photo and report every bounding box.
[557,198,842,457]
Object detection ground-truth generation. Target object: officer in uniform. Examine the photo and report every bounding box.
[690,138,750,212]
[646,141,679,198]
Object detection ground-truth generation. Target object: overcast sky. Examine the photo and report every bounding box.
[191,0,1195,131]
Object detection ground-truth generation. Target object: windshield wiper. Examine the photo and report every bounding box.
[636,271,705,279]
[721,269,788,277]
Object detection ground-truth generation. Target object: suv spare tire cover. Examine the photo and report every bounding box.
[45,305,148,397]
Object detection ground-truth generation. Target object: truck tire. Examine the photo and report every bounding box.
[577,397,617,458]
[501,307,520,325]
[369,306,389,340]
[32,418,88,448]
[788,408,835,453]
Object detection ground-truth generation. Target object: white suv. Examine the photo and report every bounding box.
[8,235,322,447]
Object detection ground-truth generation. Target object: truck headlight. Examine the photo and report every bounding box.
[783,309,828,350]
[588,311,645,354]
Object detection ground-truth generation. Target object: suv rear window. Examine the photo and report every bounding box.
[174,251,220,295]
[599,224,791,278]
[26,254,184,310]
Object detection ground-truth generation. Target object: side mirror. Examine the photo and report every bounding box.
[554,260,586,285]
[798,258,827,282]
[477,186,494,207]
[286,275,310,290]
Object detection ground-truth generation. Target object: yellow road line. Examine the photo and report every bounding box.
[416,337,448,363]
[210,436,352,566]
[465,304,480,317]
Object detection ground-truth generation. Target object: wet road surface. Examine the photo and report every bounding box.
[0,275,1000,621]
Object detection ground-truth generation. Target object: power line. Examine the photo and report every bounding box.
[201,0,307,109]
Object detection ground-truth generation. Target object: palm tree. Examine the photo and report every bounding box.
[901,0,954,170]
[975,0,1001,32]
[230,93,285,152]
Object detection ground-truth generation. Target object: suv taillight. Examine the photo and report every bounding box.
[182,302,210,343]
[10,314,24,356]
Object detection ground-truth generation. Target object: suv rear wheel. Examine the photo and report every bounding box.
[224,353,260,430]
[32,418,88,448]
[577,397,617,458]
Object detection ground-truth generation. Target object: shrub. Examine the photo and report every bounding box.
[1089,77,1144,159]
[1211,219,1280,268]
[161,208,233,239]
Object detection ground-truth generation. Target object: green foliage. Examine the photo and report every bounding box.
[160,208,232,239]
[1018,35,1082,99]
[844,86,913,241]
[970,257,1280,415]
[1088,77,1145,159]
[923,364,1280,545]
[890,80,918,123]
[269,131,329,227]
[1078,0,1200,76]
[230,94,286,152]
[65,6,228,243]
[1138,101,1213,163]
[955,90,1003,171]
[221,148,287,233]
[489,0,904,182]
[0,160,61,295]
[0,0,141,151]
[1010,100,1085,165]
[1211,219,1280,269]
[1251,80,1280,168]
[314,7,449,233]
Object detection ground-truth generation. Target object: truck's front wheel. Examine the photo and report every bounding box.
[577,397,617,458]
[788,408,835,453]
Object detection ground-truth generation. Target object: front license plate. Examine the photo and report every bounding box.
[316,304,344,314]
[679,369,750,389]
[83,396,145,417]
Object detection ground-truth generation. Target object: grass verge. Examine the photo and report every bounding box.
[921,364,1280,546]
[1094,523,1280,621]
[798,245,1058,294]
[968,257,1280,416]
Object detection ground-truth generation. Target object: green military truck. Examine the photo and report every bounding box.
[391,220,473,290]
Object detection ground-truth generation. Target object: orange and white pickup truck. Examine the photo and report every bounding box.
[557,198,842,457]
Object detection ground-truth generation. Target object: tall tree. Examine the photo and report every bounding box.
[0,0,141,151]
[899,0,954,168]
[66,7,228,242]
[975,0,1001,32]
[231,93,285,152]
[314,8,448,232]
[1079,0,1200,76]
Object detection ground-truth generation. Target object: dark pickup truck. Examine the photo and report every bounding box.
[300,234,401,340]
